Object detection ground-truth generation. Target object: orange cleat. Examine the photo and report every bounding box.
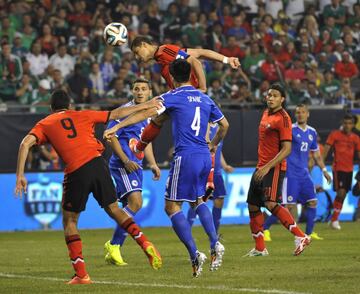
[67,274,92,285]
[143,241,162,270]
[129,138,144,160]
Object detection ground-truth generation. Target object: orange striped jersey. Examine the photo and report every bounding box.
[326,130,360,172]
[257,108,292,171]
[154,44,199,89]
[29,110,110,174]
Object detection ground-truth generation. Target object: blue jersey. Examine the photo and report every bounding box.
[286,123,319,178]
[160,85,224,155]
[209,123,223,174]
[107,100,150,169]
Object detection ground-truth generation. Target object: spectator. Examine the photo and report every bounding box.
[105,78,131,106]
[272,40,291,67]
[182,11,205,47]
[322,16,341,41]
[21,24,37,51]
[259,54,285,83]
[207,78,229,102]
[320,70,341,103]
[12,33,28,59]
[0,16,16,43]
[99,48,120,91]
[303,81,324,105]
[49,44,75,79]
[220,35,246,61]
[16,73,33,105]
[65,63,91,102]
[287,79,306,105]
[89,62,105,98]
[67,0,92,28]
[207,22,226,52]
[30,79,51,113]
[49,8,70,42]
[68,26,90,56]
[0,41,23,102]
[162,2,182,42]
[226,14,250,42]
[334,51,359,79]
[265,0,283,19]
[323,0,346,27]
[285,57,306,81]
[143,1,162,41]
[50,69,65,91]
[242,42,266,75]
[38,23,59,56]
[26,41,49,77]
[335,77,355,104]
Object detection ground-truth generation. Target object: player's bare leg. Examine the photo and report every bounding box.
[105,201,162,270]
[63,210,92,284]
[330,189,347,230]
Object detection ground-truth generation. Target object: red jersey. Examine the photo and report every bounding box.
[257,108,292,171]
[154,44,199,89]
[326,130,360,172]
[29,110,110,174]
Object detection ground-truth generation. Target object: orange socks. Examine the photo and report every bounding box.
[65,234,87,278]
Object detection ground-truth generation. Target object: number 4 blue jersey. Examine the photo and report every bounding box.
[286,123,319,178]
[107,100,150,169]
[159,85,224,155]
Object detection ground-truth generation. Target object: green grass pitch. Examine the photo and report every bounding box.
[0,222,359,294]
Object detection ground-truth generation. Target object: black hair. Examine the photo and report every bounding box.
[343,113,355,123]
[169,59,191,83]
[50,89,70,111]
[132,78,152,89]
[269,83,286,99]
[295,103,308,110]
[131,36,153,51]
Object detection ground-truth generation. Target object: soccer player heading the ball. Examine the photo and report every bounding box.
[130,36,241,92]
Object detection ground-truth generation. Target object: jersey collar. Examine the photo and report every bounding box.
[294,122,308,131]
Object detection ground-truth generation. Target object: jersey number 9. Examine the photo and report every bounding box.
[60,118,77,138]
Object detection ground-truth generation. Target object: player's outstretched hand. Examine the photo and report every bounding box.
[224,165,234,173]
[124,160,141,173]
[254,166,270,182]
[150,164,161,180]
[103,127,118,141]
[229,57,241,69]
[323,170,332,184]
[14,175,27,199]
[146,96,164,110]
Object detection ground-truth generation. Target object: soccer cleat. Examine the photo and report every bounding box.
[67,274,92,285]
[329,220,341,230]
[210,241,225,271]
[104,240,127,266]
[192,251,207,277]
[310,232,324,240]
[129,138,144,160]
[243,248,269,257]
[264,229,272,242]
[294,235,311,256]
[143,241,162,270]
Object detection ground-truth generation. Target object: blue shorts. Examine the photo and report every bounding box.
[283,176,316,205]
[165,153,211,202]
[212,173,226,199]
[110,167,143,199]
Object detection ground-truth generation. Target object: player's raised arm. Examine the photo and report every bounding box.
[187,55,207,92]
[187,48,241,69]
[15,134,37,198]
[209,117,229,152]
[109,97,163,121]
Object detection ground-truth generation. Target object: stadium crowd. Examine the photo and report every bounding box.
[0,0,359,112]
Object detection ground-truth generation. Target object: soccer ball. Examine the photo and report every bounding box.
[103,22,128,46]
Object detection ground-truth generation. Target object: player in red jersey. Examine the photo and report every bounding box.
[245,84,311,257]
[14,90,163,284]
[130,36,241,92]
[323,114,360,230]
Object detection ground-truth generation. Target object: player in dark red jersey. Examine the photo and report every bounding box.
[245,84,311,257]
[14,90,162,284]
[323,114,360,230]
[130,36,241,92]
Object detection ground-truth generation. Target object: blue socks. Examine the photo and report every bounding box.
[212,206,222,234]
[111,206,136,246]
[187,207,197,227]
[264,214,278,230]
[170,211,197,260]
[305,207,316,235]
[196,203,218,249]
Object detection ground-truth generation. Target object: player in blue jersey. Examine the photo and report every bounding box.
[104,59,229,277]
[104,78,161,266]
[263,104,331,241]
[186,121,234,236]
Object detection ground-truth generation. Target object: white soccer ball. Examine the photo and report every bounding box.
[103,22,128,46]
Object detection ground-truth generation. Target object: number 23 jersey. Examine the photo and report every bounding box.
[29,110,110,174]
[286,123,318,178]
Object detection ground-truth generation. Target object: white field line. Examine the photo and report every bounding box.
[0,272,311,294]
